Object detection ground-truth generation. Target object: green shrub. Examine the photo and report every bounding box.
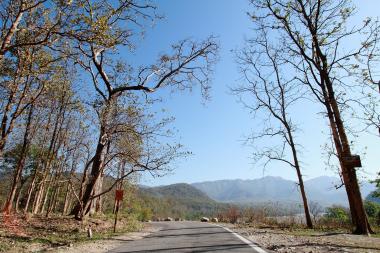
[324,205,350,223]
[364,201,380,218]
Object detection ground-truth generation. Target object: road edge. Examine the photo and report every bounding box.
[215,224,268,253]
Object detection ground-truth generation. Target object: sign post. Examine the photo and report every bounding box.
[114,189,124,233]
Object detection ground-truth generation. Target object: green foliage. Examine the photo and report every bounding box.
[370,172,380,198]
[364,201,380,218]
[127,184,230,221]
[324,205,350,222]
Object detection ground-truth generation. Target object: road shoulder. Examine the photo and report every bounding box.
[229,224,380,253]
[53,224,159,253]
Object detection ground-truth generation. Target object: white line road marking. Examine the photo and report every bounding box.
[216,225,267,253]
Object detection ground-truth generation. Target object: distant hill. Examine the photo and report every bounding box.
[138,183,229,219]
[192,176,376,207]
[140,183,214,202]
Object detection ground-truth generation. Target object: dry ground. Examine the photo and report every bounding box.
[230,223,380,253]
[0,213,152,253]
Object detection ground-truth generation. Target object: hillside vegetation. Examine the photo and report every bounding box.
[136,183,230,220]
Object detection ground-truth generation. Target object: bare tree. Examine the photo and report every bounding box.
[233,28,313,228]
[250,0,378,234]
[309,201,324,224]
[61,0,218,219]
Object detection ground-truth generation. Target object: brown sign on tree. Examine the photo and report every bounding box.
[342,155,362,168]
[115,190,124,201]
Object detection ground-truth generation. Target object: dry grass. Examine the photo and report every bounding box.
[228,223,380,253]
[0,213,142,252]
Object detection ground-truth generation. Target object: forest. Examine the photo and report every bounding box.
[0,0,380,252]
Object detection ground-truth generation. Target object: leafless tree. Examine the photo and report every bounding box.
[59,0,218,219]
[233,27,313,228]
[309,201,324,224]
[250,0,379,234]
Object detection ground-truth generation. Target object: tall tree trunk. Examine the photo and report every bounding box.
[2,104,33,213]
[34,102,65,214]
[70,156,93,216]
[288,135,313,229]
[63,152,78,215]
[322,73,371,234]
[24,167,38,213]
[0,90,15,158]
[62,182,71,215]
[41,174,52,214]
[94,173,104,214]
[71,96,114,220]
[52,186,61,213]
[32,180,44,214]
[46,157,65,216]
[14,186,23,213]
[71,128,108,220]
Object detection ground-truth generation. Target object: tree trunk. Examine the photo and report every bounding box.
[70,157,93,217]
[41,175,52,214]
[14,188,22,213]
[72,129,108,220]
[24,167,38,213]
[2,104,33,213]
[94,174,104,214]
[32,181,44,214]
[46,159,64,216]
[71,96,114,220]
[52,186,61,213]
[0,90,15,158]
[62,182,71,215]
[286,126,313,228]
[323,75,371,235]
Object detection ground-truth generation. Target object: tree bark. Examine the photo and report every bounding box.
[24,166,38,213]
[71,127,108,219]
[288,133,313,228]
[2,104,33,213]
[320,66,371,234]
[62,183,71,215]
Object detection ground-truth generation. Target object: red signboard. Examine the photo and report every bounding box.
[115,190,124,201]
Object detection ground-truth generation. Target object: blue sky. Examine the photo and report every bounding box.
[128,0,380,186]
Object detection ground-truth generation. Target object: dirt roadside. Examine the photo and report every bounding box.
[228,224,380,253]
[52,225,158,253]
[0,214,158,253]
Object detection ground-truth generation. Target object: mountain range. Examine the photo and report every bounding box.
[138,176,377,219]
[191,176,376,207]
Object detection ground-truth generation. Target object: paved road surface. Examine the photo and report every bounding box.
[109,221,267,253]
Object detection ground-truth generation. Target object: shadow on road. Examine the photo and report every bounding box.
[112,243,252,253]
[144,230,231,239]
[158,226,219,232]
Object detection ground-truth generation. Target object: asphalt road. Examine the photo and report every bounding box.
[109,221,267,253]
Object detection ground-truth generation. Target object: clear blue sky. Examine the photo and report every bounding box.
[126,0,380,186]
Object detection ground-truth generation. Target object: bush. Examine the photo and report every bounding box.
[324,205,350,223]
[218,206,241,224]
[364,201,380,218]
[137,207,153,222]
[320,205,351,228]
[313,205,351,230]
